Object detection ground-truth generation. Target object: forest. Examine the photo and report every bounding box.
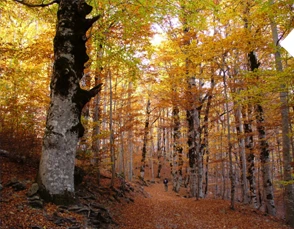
[0,0,294,228]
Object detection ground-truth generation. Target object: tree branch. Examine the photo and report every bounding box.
[14,0,59,7]
[89,83,103,98]
[85,15,101,31]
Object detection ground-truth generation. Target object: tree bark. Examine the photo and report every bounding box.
[186,98,201,198]
[201,76,214,196]
[256,104,276,215]
[141,98,151,179]
[248,50,276,215]
[185,64,202,199]
[109,69,115,187]
[242,104,258,208]
[222,68,235,210]
[270,13,294,225]
[127,82,134,181]
[172,105,183,193]
[38,0,101,204]
[91,39,104,185]
[233,104,248,204]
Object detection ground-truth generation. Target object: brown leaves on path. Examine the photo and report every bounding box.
[113,182,290,229]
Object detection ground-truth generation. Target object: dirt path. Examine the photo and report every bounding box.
[113,182,289,229]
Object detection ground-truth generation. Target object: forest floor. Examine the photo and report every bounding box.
[0,154,292,229]
[112,182,291,229]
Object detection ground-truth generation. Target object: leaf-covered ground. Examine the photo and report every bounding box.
[113,183,290,229]
[0,155,291,229]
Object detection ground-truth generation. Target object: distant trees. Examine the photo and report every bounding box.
[149,0,293,223]
[0,0,53,158]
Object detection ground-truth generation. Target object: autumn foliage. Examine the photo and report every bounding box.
[0,0,294,228]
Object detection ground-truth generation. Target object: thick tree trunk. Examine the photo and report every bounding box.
[242,105,258,208]
[234,104,248,204]
[172,105,183,193]
[248,50,276,215]
[185,70,203,199]
[38,0,101,204]
[180,13,202,199]
[256,104,276,215]
[186,104,201,198]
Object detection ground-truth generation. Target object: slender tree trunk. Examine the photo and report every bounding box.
[150,128,155,183]
[275,131,283,179]
[290,120,294,161]
[127,81,134,181]
[223,69,235,210]
[141,98,151,180]
[109,69,115,187]
[92,83,101,144]
[270,15,294,226]
[91,44,103,184]
[157,159,162,179]
[38,0,101,204]
[219,120,226,200]
[78,67,91,154]
[92,85,101,184]
[118,116,125,175]
[164,109,170,161]
[162,112,167,159]
[202,76,214,196]
[157,111,163,178]
[101,76,108,159]
[234,104,248,204]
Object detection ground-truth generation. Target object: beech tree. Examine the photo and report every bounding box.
[15,0,102,204]
[269,2,294,224]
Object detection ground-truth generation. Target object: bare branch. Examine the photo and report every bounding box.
[85,15,101,31]
[14,0,59,7]
[89,83,103,97]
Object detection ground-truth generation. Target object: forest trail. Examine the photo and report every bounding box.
[113,181,289,229]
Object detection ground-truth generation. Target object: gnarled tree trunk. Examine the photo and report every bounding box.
[38,0,101,204]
